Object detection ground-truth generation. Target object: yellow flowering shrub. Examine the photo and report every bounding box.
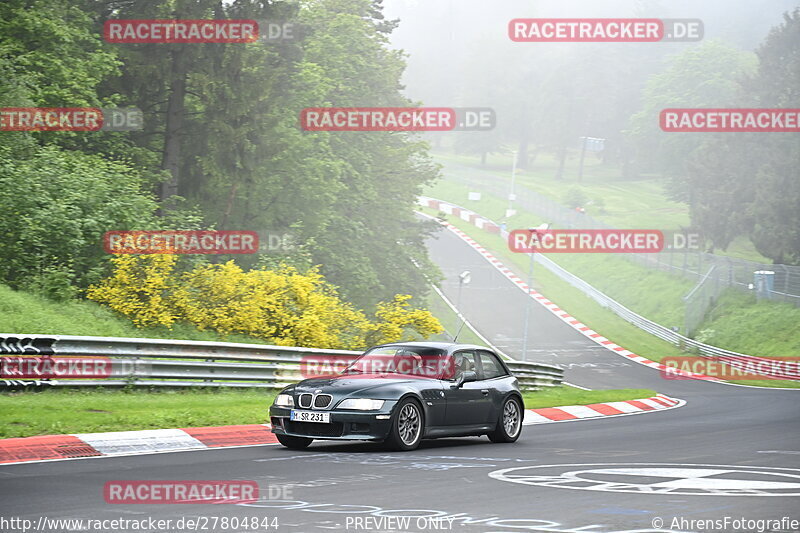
[172,262,371,349]
[87,255,442,349]
[86,254,178,327]
[366,294,444,346]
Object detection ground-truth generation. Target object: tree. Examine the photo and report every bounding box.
[0,145,160,297]
[683,10,800,261]
[744,9,800,264]
[1,0,443,314]
[288,0,441,309]
[627,41,756,190]
[0,0,120,155]
[684,135,758,251]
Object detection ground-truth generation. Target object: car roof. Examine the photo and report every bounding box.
[371,341,491,355]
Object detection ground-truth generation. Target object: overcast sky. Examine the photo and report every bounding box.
[383,0,799,102]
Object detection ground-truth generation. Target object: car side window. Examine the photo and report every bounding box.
[477,350,507,380]
[452,350,477,379]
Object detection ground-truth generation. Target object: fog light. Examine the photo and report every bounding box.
[375,415,390,420]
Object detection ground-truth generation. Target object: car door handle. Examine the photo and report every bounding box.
[481,389,489,395]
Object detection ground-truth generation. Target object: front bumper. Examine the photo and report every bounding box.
[269,401,397,441]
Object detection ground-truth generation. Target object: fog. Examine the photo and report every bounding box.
[384,0,798,105]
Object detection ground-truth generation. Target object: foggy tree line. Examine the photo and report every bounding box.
[439,9,800,264]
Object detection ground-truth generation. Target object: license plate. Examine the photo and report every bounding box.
[290,410,330,423]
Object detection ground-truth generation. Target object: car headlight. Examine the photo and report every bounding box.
[274,394,294,407]
[337,398,385,410]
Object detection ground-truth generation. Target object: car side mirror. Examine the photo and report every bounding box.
[451,370,478,388]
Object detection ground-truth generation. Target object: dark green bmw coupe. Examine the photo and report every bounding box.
[269,342,523,451]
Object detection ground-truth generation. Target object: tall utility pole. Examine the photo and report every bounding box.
[521,251,535,361]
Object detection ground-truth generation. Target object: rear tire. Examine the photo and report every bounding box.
[488,396,522,443]
[276,433,313,449]
[385,398,424,451]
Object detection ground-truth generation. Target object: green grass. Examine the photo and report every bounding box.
[0,386,659,439]
[434,151,689,229]
[433,150,771,262]
[0,388,277,438]
[0,283,277,345]
[522,388,656,409]
[692,291,800,359]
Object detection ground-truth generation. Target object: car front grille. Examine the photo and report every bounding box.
[296,393,332,409]
[285,421,344,438]
[313,394,332,408]
[298,393,313,408]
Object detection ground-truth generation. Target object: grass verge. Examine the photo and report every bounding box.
[420,205,689,363]
[0,388,277,438]
[521,388,657,409]
[1,387,658,439]
[433,151,768,262]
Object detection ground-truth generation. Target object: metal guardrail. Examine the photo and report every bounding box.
[421,197,799,381]
[531,255,798,378]
[0,334,563,391]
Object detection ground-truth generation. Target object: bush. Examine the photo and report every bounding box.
[0,145,159,291]
[563,187,588,209]
[85,254,177,328]
[19,266,78,302]
[87,255,443,349]
[591,196,607,214]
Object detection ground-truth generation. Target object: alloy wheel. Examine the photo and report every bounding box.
[503,399,521,438]
[398,403,421,445]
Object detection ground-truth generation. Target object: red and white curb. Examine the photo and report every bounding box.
[524,394,684,425]
[0,395,685,465]
[0,424,278,465]
[417,197,723,383]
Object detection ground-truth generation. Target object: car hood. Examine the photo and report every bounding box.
[292,373,434,396]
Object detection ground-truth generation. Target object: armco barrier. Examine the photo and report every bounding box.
[0,334,562,391]
[419,196,799,381]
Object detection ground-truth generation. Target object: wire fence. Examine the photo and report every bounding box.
[683,266,724,336]
[447,173,800,307]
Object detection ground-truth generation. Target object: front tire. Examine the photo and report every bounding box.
[385,398,424,451]
[488,396,522,443]
[276,434,313,449]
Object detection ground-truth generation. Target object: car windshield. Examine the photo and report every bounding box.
[343,346,452,379]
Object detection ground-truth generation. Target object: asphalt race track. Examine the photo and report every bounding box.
[1,224,799,533]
